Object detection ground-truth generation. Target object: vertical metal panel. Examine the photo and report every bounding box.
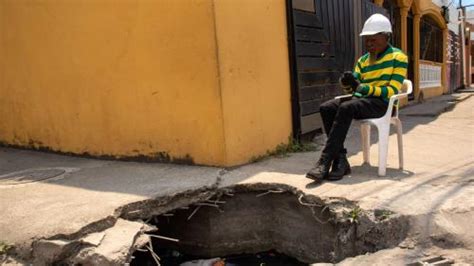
[293,0,315,12]
[383,0,402,48]
[362,0,388,21]
[286,0,302,138]
[354,0,363,60]
[360,0,389,60]
[289,0,356,135]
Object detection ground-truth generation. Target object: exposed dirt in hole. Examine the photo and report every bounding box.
[128,184,409,264]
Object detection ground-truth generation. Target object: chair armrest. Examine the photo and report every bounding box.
[388,92,409,106]
[334,94,352,100]
[390,91,410,101]
[386,91,410,116]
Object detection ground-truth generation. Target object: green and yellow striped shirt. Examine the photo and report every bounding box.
[353,45,408,102]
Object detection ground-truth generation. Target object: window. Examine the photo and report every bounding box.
[420,16,443,63]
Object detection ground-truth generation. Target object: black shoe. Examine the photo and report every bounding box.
[306,153,333,181]
[328,152,351,181]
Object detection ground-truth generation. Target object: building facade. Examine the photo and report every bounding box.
[0,0,454,167]
[374,0,451,100]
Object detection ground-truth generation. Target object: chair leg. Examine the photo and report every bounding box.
[395,119,404,170]
[378,125,390,177]
[361,123,371,165]
[395,118,403,170]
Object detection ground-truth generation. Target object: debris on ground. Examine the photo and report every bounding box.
[407,255,454,265]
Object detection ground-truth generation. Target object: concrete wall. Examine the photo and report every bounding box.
[213,0,292,164]
[0,0,292,166]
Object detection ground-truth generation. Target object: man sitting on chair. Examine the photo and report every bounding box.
[306,13,408,181]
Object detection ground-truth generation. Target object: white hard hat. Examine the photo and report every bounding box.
[360,13,392,36]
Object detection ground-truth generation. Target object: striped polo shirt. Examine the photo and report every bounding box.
[353,45,408,102]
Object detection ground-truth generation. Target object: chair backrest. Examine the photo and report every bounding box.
[392,79,413,118]
[402,80,413,95]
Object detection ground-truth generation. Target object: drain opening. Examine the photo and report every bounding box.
[129,188,408,265]
[0,168,66,186]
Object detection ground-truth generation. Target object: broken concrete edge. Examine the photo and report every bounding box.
[29,219,153,266]
[1,173,222,261]
[70,220,153,266]
[5,182,410,265]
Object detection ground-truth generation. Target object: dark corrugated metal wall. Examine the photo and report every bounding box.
[320,0,355,73]
[290,0,355,135]
[289,0,387,136]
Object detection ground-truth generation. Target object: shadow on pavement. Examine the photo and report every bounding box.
[0,96,470,197]
[304,165,415,189]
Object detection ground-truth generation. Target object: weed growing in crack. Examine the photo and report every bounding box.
[345,207,363,224]
[250,137,317,163]
[0,241,12,255]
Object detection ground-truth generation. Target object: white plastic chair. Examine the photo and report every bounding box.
[335,80,413,176]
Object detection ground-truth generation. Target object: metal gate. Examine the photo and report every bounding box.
[288,0,387,136]
[448,30,461,92]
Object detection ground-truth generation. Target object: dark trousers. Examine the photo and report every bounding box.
[319,97,388,157]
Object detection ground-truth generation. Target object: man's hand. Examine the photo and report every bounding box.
[339,71,359,94]
[354,84,370,97]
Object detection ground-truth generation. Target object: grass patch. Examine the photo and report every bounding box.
[344,206,363,224]
[0,241,12,255]
[249,137,317,163]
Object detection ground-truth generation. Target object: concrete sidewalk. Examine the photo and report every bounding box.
[1,93,473,265]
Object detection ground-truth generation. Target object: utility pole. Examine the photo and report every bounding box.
[459,0,467,88]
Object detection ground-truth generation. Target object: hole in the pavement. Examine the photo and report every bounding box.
[129,187,409,265]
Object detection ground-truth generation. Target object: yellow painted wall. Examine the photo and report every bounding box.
[0,0,227,165]
[0,0,293,166]
[419,86,444,99]
[213,0,292,165]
